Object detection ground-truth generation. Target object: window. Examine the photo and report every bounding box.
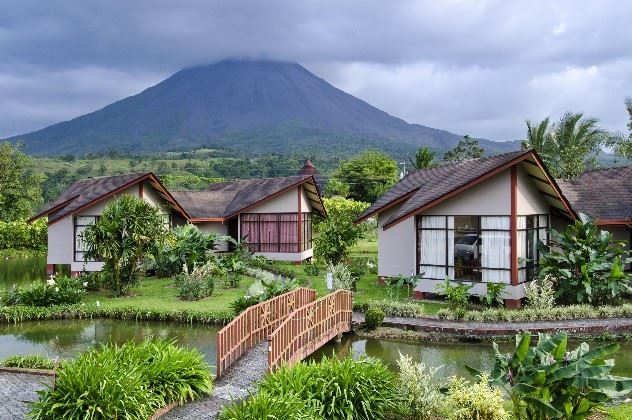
[240,213,312,253]
[74,215,100,262]
[417,214,546,284]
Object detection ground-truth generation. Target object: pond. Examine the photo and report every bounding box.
[310,334,632,379]
[2,320,632,379]
[0,255,68,290]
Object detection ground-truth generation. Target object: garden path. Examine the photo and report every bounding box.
[0,371,52,419]
[352,312,632,336]
[162,342,268,419]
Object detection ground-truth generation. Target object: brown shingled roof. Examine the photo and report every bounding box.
[557,166,632,223]
[172,175,325,220]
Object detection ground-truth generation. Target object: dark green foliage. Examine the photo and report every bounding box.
[229,295,260,315]
[468,332,632,419]
[0,354,55,370]
[0,219,47,253]
[302,261,320,276]
[248,257,297,279]
[481,282,507,308]
[230,276,299,315]
[219,391,319,420]
[410,146,437,169]
[82,194,167,296]
[29,339,212,419]
[0,142,44,222]
[538,214,632,306]
[364,307,385,331]
[335,150,399,203]
[79,271,106,291]
[257,356,397,420]
[1,276,85,307]
[176,262,218,301]
[151,224,224,277]
[443,135,484,163]
[435,278,473,312]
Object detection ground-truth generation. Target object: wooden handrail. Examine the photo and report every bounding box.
[268,289,353,372]
[216,287,316,378]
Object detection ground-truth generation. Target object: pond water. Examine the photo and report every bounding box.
[310,334,632,379]
[0,319,221,374]
[0,255,69,290]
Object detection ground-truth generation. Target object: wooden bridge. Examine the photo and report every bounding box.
[216,287,353,378]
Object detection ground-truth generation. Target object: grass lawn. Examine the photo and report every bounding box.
[84,276,256,314]
[81,237,445,317]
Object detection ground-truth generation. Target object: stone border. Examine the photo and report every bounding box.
[150,402,178,419]
[352,312,632,337]
[0,367,55,377]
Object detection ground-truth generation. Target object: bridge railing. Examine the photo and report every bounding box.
[268,289,353,372]
[216,287,316,377]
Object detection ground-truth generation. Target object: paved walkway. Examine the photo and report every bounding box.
[352,312,632,336]
[163,343,269,419]
[0,372,52,419]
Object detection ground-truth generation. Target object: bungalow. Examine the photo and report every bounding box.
[356,149,631,308]
[30,167,324,275]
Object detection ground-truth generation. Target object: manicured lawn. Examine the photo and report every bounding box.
[602,402,632,419]
[84,276,256,314]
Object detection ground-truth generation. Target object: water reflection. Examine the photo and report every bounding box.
[0,320,220,373]
[0,255,69,290]
[312,334,632,378]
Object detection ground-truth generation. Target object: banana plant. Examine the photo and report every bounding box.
[467,332,632,419]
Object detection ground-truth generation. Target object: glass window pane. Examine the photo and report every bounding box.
[453,216,480,281]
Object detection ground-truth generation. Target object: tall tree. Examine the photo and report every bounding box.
[521,117,558,170]
[0,142,44,222]
[610,97,632,160]
[336,150,398,203]
[554,112,604,179]
[443,135,484,163]
[410,147,436,169]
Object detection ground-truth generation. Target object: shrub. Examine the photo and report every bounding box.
[327,262,355,290]
[524,275,556,310]
[302,261,320,276]
[230,276,299,315]
[355,299,426,318]
[258,356,397,420]
[538,213,632,306]
[78,271,106,291]
[481,282,506,308]
[230,295,260,315]
[396,353,444,420]
[364,306,385,330]
[468,332,632,420]
[177,262,216,301]
[219,391,319,420]
[29,339,213,419]
[0,354,55,370]
[0,218,47,253]
[2,275,86,307]
[444,374,508,420]
[435,278,472,311]
[82,194,167,296]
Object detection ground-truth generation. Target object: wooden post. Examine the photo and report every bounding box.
[297,186,302,255]
[510,165,518,286]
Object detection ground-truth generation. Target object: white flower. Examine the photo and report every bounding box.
[47,277,56,286]
[96,300,100,307]
[54,287,59,292]
[83,282,88,288]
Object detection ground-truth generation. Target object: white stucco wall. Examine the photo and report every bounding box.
[248,186,312,214]
[423,169,511,215]
[47,216,73,266]
[255,249,313,262]
[377,206,417,277]
[516,166,549,215]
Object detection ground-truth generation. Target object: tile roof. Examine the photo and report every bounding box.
[31,173,151,223]
[172,175,324,219]
[356,150,530,226]
[557,166,632,222]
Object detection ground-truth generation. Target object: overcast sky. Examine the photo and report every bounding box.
[1,0,631,142]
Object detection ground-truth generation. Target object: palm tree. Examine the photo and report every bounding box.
[522,117,558,175]
[554,112,604,179]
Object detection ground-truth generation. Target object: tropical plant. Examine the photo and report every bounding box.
[410,146,436,169]
[82,194,167,296]
[522,118,557,171]
[302,260,320,276]
[151,224,224,277]
[481,282,506,308]
[364,306,385,331]
[445,373,509,420]
[29,339,213,419]
[355,299,426,318]
[1,275,86,307]
[219,391,320,420]
[176,262,217,301]
[435,278,473,312]
[327,262,355,290]
[467,332,632,419]
[230,275,299,315]
[443,135,484,163]
[395,353,444,420]
[524,275,556,310]
[258,356,397,420]
[334,150,399,203]
[538,214,632,305]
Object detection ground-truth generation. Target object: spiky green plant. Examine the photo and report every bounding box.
[219,391,319,420]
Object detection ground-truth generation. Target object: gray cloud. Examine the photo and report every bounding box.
[1,0,631,141]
